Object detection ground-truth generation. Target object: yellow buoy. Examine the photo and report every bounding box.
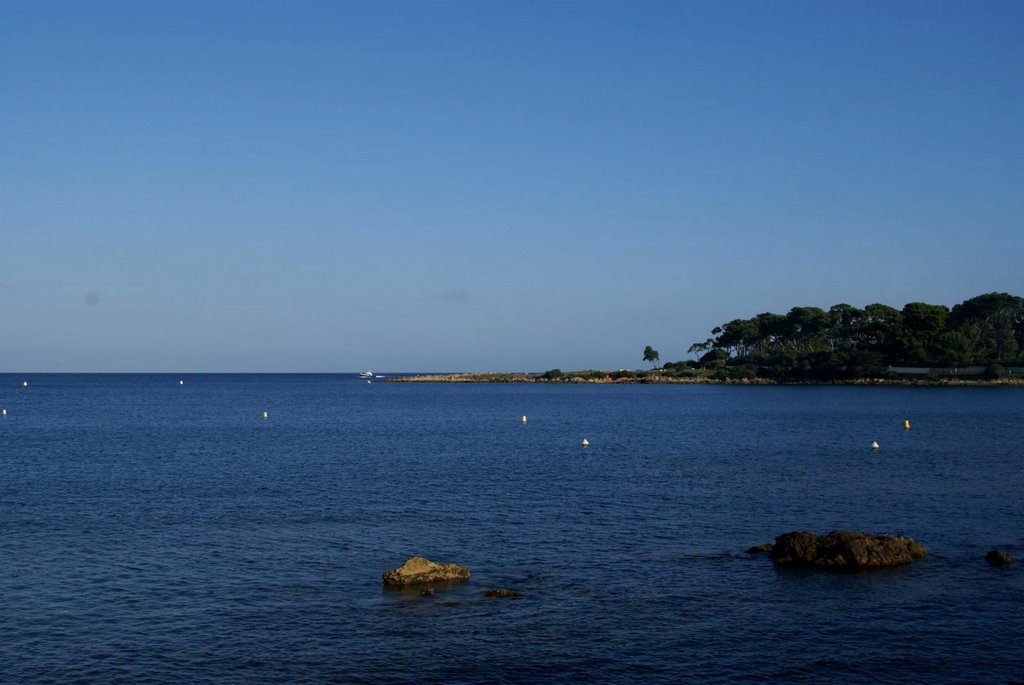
[871,441,880,450]
[581,438,590,447]
[262,411,269,420]
[904,420,910,430]
[521,415,527,424]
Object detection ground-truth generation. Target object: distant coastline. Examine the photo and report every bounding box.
[390,293,1024,386]
[384,371,1024,386]
[671,292,1024,383]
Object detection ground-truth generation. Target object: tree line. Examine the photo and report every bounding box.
[668,292,1023,381]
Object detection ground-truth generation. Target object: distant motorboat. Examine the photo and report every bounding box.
[359,371,374,379]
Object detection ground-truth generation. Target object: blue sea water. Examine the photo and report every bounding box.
[1,374,1022,684]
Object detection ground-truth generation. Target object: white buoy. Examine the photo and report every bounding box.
[581,438,590,447]
[1,409,6,417]
[22,380,28,387]
[179,379,184,385]
[367,380,371,384]
[262,411,269,420]
[521,415,527,424]
[871,441,880,450]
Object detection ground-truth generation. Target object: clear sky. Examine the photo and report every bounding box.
[2,0,1022,372]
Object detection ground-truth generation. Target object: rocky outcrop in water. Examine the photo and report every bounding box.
[768,531,927,569]
[382,556,471,587]
[484,588,521,598]
[986,549,1015,565]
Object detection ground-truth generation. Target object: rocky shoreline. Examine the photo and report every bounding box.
[383,372,1024,386]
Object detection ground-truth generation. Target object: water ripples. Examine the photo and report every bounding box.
[1,376,1022,683]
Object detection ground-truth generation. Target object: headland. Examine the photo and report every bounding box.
[383,371,1024,385]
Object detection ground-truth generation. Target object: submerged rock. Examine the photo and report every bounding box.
[382,556,471,587]
[769,531,927,569]
[747,543,773,554]
[484,588,521,598]
[986,549,1015,565]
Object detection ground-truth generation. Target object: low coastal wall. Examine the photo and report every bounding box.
[887,365,1024,376]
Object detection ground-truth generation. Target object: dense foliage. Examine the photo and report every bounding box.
[684,292,1024,380]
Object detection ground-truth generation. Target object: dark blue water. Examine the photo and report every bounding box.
[1,374,1022,683]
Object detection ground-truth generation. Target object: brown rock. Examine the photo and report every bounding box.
[382,556,471,587]
[770,531,927,569]
[986,549,1015,565]
[484,588,521,598]
[746,543,774,554]
[771,531,819,565]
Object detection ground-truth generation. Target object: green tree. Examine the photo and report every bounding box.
[642,345,660,368]
[936,331,972,367]
[862,303,902,358]
[698,348,730,368]
[828,303,866,350]
[900,302,950,365]
[949,292,1024,363]
[714,318,761,358]
[784,306,831,352]
[752,312,786,358]
[688,338,714,359]
[689,292,1022,379]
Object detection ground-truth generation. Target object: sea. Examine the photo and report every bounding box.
[1,373,1022,684]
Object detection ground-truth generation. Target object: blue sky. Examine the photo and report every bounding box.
[2,0,1021,372]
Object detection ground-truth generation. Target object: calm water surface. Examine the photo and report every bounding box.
[1,374,1022,683]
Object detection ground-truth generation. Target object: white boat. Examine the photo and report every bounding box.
[359,371,374,379]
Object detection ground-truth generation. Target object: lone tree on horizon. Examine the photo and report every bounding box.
[643,345,660,368]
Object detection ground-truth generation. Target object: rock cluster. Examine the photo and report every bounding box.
[484,588,521,598]
[382,556,471,587]
[768,531,927,569]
